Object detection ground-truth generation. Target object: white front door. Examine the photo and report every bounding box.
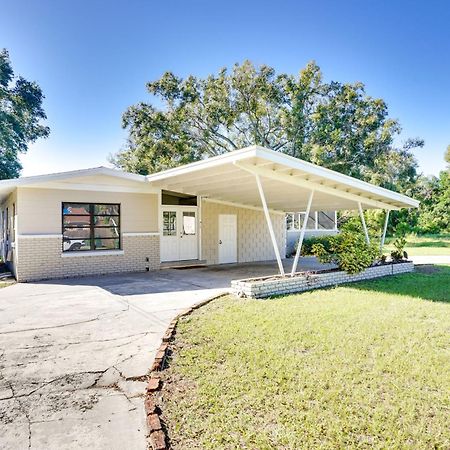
[218,214,237,264]
[161,207,198,262]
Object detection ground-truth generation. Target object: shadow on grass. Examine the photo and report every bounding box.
[406,241,450,248]
[350,265,450,304]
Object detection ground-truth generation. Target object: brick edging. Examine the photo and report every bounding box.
[144,293,228,450]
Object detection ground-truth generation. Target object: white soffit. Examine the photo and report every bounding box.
[147,146,419,211]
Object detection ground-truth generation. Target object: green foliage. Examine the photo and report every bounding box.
[311,231,380,274]
[113,60,422,193]
[0,49,49,179]
[393,170,450,235]
[299,235,334,256]
[390,236,408,261]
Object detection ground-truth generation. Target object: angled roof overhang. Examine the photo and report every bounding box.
[0,167,156,203]
[147,146,419,212]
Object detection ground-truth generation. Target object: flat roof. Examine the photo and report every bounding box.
[147,146,419,211]
[0,146,419,211]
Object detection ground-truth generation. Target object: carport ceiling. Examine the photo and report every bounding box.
[147,146,419,212]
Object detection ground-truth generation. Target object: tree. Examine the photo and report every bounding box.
[0,49,49,179]
[445,144,450,168]
[113,60,422,192]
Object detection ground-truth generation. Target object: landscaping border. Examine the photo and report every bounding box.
[144,293,228,450]
[231,261,414,298]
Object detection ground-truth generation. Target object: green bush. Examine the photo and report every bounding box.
[299,236,335,256]
[311,232,381,274]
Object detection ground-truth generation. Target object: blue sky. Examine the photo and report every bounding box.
[1,0,449,177]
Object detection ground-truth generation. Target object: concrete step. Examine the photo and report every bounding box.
[160,259,207,270]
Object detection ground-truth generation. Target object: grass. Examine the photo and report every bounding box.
[384,233,450,256]
[160,266,450,449]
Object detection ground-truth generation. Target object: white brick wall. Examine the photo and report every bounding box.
[232,262,415,298]
[16,235,160,282]
[201,200,286,265]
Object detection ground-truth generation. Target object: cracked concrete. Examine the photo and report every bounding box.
[0,259,328,449]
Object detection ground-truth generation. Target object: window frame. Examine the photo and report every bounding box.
[61,202,121,252]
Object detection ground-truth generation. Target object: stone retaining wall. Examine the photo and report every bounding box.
[231,262,414,299]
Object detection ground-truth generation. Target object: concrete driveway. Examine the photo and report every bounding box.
[0,258,329,450]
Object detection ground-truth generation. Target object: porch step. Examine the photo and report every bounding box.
[160,259,207,270]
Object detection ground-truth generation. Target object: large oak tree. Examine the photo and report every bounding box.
[0,49,49,179]
[113,61,422,192]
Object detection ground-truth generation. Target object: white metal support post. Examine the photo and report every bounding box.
[380,209,390,252]
[255,174,285,276]
[358,201,370,244]
[291,190,314,276]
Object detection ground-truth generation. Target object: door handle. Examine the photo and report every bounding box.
[219,240,222,244]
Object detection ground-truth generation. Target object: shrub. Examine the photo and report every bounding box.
[390,236,409,261]
[300,236,335,256]
[311,231,381,274]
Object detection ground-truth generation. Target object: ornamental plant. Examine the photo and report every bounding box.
[390,236,408,262]
[311,232,380,274]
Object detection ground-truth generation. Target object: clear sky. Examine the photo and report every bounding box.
[1,0,449,177]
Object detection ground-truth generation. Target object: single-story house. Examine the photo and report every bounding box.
[0,146,418,282]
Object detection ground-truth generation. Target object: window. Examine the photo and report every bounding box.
[163,211,177,236]
[62,203,120,252]
[317,211,336,230]
[286,211,337,231]
[182,211,196,235]
[286,213,304,231]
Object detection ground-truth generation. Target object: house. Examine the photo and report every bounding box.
[0,146,418,282]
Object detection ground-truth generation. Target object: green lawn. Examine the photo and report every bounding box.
[384,233,450,256]
[160,266,450,449]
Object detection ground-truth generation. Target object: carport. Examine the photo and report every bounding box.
[147,145,419,276]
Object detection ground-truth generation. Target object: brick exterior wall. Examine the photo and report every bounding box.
[16,234,160,282]
[201,200,286,265]
[231,262,415,298]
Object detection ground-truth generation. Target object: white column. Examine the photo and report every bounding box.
[255,174,285,276]
[380,210,390,252]
[358,201,370,244]
[291,190,314,276]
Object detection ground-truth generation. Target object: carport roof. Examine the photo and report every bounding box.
[0,146,418,211]
[147,146,419,212]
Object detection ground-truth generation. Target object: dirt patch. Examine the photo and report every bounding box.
[415,264,442,274]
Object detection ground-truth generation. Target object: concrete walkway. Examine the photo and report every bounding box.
[0,258,330,450]
[409,255,450,265]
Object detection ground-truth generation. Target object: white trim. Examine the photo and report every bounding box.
[61,250,125,258]
[287,228,337,233]
[198,196,202,260]
[157,188,162,235]
[203,197,285,215]
[122,232,160,237]
[18,234,62,239]
[0,166,147,187]
[19,183,159,194]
